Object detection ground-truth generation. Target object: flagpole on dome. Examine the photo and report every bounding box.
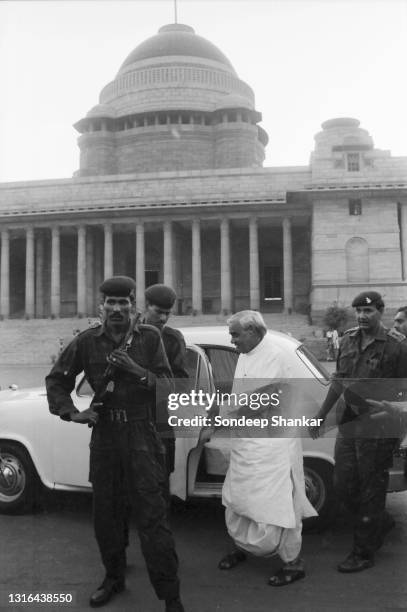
[174,0,178,23]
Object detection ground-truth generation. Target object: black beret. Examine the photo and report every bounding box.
[145,284,176,309]
[99,276,136,298]
[351,291,384,309]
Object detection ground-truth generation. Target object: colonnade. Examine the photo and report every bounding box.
[0,216,294,319]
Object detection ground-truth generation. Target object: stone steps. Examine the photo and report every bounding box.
[0,314,322,365]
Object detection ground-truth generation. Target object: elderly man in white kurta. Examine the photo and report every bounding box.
[218,310,317,586]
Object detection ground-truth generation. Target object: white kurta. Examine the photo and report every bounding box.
[221,334,316,556]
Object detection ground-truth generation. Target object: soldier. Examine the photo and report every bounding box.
[144,284,189,476]
[46,276,185,612]
[310,291,407,573]
[143,284,188,476]
[394,306,407,336]
[144,284,188,378]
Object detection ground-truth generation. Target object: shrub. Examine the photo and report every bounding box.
[323,303,349,332]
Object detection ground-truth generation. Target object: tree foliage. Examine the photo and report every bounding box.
[323,303,349,331]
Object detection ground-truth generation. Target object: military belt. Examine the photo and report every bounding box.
[99,407,151,423]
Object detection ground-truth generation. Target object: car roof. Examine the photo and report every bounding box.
[178,326,302,350]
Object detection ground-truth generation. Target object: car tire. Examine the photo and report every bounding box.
[303,458,335,531]
[0,443,40,514]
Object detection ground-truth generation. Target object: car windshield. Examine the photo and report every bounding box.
[296,345,331,384]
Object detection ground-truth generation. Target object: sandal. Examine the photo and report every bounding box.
[268,567,305,586]
[218,551,247,570]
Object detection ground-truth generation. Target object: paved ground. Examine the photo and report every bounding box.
[0,491,407,612]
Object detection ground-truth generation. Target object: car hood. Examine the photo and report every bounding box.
[0,386,46,403]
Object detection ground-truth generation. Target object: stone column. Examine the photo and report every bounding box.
[86,229,95,316]
[0,229,10,319]
[163,220,173,287]
[249,217,260,310]
[192,219,202,314]
[25,226,35,319]
[283,217,293,314]
[50,226,61,318]
[104,223,113,279]
[220,217,232,314]
[136,222,145,311]
[400,202,407,280]
[77,225,86,317]
[35,233,45,317]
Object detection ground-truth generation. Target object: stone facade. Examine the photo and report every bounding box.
[0,24,406,321]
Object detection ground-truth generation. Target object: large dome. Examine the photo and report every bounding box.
[119,23,234,73]
[97,23,253,115]
[74,22,267,176]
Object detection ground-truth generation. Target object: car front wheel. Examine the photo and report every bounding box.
[0,443,40,514]
[303,458,334,530]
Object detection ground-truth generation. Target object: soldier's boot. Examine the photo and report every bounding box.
[165,596,185,612]
[89,576,125,607]
[337,553,374,573]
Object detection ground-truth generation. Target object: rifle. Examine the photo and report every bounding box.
[89,311,141,422]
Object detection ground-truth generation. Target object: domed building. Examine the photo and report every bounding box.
[74,24,267,175]
[0,24,407,321]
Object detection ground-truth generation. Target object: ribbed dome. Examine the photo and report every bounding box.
[321,117,360,130]
[119,23,234,72]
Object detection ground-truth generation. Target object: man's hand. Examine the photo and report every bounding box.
[199,426,215,444]
[366,399,407,418]
[309,417,325,439]
[107,349,146,378]
[71,407,99,425]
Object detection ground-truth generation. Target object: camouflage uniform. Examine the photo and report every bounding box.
[332,324,407,559]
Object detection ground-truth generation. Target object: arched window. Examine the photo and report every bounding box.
[346,237,369,282]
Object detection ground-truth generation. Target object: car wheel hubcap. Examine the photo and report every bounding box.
[0,454,26,502]
[304,467,326,512]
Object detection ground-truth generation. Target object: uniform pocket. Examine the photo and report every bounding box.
[337,348,356,375]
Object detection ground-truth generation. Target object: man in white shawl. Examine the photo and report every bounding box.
[218,310,317,586]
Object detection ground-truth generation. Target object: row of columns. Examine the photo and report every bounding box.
[0,217,294,319]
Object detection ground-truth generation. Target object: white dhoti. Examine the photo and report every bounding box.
[222,437,316,561]
[221,334,317,561]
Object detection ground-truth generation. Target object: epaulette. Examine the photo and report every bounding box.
[73,320,102,338]
[387,328,406,343]
[88,319,102,329]
[343,326,359,335]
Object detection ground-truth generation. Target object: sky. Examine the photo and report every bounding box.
[0,0,406,183]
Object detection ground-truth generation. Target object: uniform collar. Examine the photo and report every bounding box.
[97,319,140,338]
[348,323,387,341]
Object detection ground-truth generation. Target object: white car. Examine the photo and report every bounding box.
[0,326,406,528]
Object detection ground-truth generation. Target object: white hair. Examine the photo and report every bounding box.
[227,310,267,335]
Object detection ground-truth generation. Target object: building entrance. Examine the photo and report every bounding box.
[262,265,283,311]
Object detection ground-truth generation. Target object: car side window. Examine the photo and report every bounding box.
[185,348,199,382]
[184,347,212,394]
[203,347,239,394]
